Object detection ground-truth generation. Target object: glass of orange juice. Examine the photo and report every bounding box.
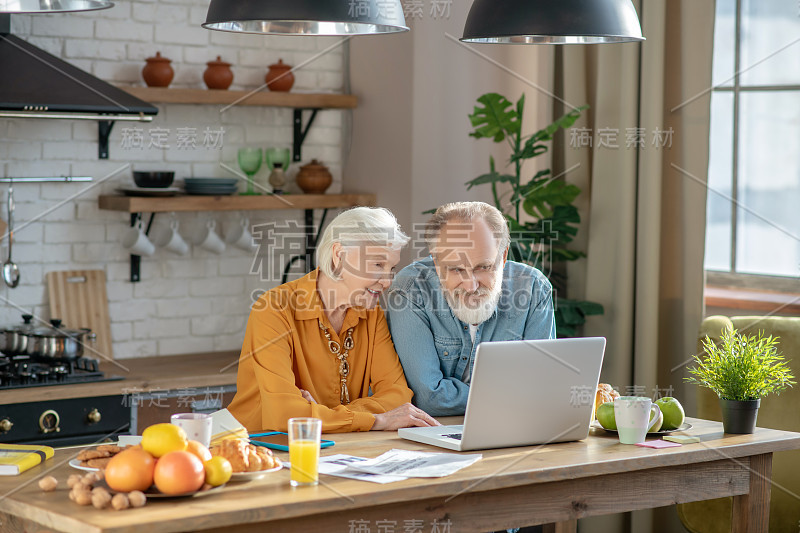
[288,418,322,487]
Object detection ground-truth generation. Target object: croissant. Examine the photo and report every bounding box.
[594,383,621,417]
[211,440,277,472]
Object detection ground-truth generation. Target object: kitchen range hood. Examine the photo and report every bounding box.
[0,14,157,157]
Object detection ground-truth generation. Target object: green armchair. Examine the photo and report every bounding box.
[677,315,800,533]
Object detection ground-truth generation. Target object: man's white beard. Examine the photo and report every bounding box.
[443,275,502,325]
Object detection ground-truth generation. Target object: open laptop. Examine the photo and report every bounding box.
[398,337,606,451]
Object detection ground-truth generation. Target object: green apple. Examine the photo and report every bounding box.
[596,402,616,430]
[655,397,685,430]
[648,404,664,433]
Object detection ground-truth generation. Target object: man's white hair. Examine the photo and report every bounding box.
[425,201,511,255]
[317,207,410,280]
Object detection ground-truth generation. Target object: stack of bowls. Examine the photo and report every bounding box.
[183,178,239,195]
[134,171,175,188]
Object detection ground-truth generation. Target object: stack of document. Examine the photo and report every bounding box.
[210,408,248,447]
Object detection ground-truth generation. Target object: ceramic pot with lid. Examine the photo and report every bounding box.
[204,56,234,90]
[142,52,174,88]
[0,314,35,356]
[27,319,96,361]
[295,159,333,194]
[265,59,294,92]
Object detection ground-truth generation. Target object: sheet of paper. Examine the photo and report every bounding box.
[319,454,408,483]
[281,455,408,484]
[343,449,482,478]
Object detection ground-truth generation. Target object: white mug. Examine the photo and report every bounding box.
[170,413,212,448]
[192,220,226,254]
[121,223,155,256]
[225,217,255,251]
[151,219,189,256]
[614,396,661,445]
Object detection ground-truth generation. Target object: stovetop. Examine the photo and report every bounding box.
[0,355,123,389]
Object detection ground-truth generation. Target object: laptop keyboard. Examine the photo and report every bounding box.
[443,433,463,440]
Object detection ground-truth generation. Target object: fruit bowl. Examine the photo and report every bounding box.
[591,420,693,435]
[94,479,225,499]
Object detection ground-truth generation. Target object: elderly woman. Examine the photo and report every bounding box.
[228,207,439,433]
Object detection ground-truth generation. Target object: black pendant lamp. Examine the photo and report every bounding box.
[203,0,409,36]
[461,0,644,44]
[0,0,112,13]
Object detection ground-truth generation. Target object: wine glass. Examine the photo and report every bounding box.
[237,147,263,195]
[265,147,291,195]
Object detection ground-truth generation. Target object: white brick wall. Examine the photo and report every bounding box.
[1,2,347,359]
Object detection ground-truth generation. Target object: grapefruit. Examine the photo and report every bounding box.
[104,448,156,493]
[154,451,205,495]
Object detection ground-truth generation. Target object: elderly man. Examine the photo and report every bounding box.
[385,201,556,416]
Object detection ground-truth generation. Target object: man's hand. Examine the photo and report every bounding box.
[372,403,441,431]
[299,389,317,403]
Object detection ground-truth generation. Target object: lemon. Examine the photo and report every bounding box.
[141,423,188,458]
[204,456,233,486]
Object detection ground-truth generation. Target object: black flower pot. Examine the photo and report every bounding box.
[719,398,761,434]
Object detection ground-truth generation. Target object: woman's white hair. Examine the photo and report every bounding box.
[317,206,410,280]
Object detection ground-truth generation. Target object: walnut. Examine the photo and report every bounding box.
[38,476,58,492]
[111,493,130,511]
[73,489,93,506]
[91,487,112,509]
[83,472,102,485]
[128,490,147,508]
[67,474,82,489]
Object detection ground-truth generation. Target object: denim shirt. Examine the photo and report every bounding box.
[384,256,556,416]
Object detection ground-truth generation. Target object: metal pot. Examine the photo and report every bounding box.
[26,319,96,361]
[0,314,36,356]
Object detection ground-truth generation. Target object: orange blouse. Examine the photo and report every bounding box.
[227,269,413,433]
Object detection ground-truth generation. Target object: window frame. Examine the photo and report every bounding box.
[706,0,800,284]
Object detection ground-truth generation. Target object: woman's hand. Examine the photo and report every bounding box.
[299,389,317,403]
[372,403,440,431]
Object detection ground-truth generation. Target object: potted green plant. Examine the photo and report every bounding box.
[459,92,603,336]
[685,329,795,433]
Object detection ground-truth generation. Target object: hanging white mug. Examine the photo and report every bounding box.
[192,220,225,254]
[225,217,255,251]
[151,219,189,256]
[121,221,155,256]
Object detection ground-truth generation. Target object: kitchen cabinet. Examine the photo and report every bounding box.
[98,193,377,282]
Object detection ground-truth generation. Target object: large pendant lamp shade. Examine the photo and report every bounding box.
[461,0,644,44]
[203,0,409,36]
[0,0,112,13]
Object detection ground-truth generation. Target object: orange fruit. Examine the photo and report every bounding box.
[104,448,156,493]
[153,451,205,495]
[203,456,232,487]
[141,423,187,458]
[186,440,212,463]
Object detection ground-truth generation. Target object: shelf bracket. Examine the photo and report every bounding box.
[292,108,320,162]
[281,208,329,283]
[98,120,115,160]
[129,212,156,283]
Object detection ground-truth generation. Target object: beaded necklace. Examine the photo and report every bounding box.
[318,319,355,405]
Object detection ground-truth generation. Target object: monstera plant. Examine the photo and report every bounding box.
[465,92,603,337]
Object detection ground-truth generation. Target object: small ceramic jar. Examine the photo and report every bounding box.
[204,56,234,90]
[295,159,333,194]
[142,52,174,88]
[265,59,295,92]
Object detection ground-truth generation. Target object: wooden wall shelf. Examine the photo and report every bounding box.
[98,193,376,213]
[117,86,358,109]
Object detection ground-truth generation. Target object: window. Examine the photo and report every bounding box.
[705,0,800,283]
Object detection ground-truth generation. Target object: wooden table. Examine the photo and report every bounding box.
[1,417,799,533]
